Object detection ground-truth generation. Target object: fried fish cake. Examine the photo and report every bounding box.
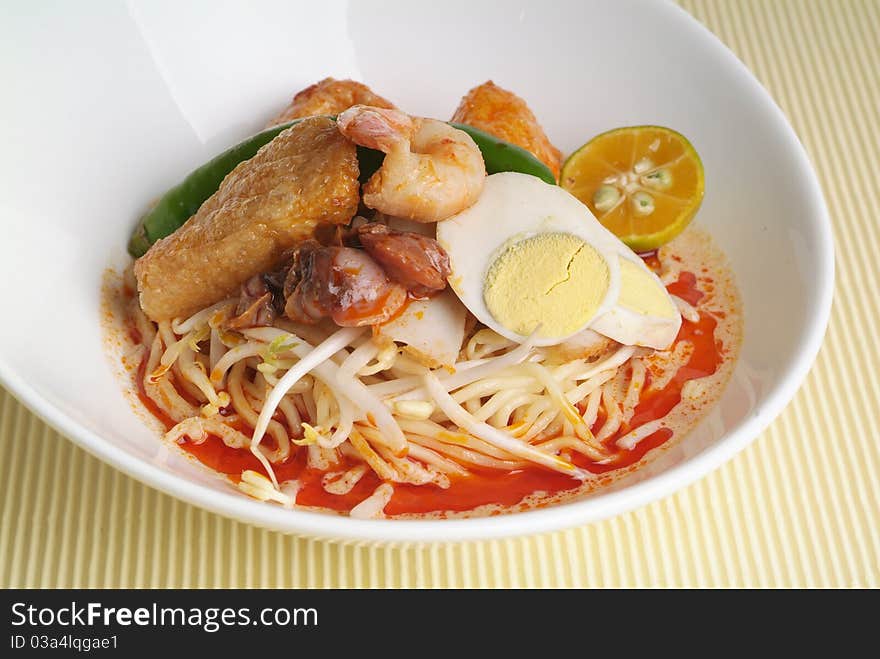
[135,116,359,322]
[451,80,562,180]
[267,77,395,127]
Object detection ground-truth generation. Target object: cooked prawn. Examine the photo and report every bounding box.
[337,105,486,223]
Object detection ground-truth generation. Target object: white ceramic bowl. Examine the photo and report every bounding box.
[0,0,832,542]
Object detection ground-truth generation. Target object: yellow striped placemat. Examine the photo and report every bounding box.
[1,0,878,588]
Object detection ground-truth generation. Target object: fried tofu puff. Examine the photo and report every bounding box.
[451,80,562,180]
[135,117,360,322]
[267,77,396,127]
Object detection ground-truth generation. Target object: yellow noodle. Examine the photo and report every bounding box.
[125,271,704,508]
[490,393,543,428]
[538,416,565,442]
[348,427,397,481]
[582,386,603,428]
[520,406,558,442]
[143,333,199,422]
[395,417,520,462]
[563,369,616,405]
[371,438,446,487]
[523,362,603,451]
[645,341,694,391]
[451,376,538,404]
[403,442,470,475]
[407,434,523,471]
[622,359,646,425]
[535,435,606,462]
[171,354,208,404]
[466,328,515,360]
[423,372,582,477]
[596,381,623,441]
[227,361,290,463]
[166,416,250,449]
[177,342,228,410]
[475,389,536,423]
[210,343,264,385]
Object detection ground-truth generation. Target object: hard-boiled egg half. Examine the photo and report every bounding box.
[436,172,680,350]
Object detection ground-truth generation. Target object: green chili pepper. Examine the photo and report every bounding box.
[450,122,556,185]
[128,118,555,257]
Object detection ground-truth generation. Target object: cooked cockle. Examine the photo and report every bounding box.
[356,223,451,297]
[266,77,396,127]
[225,274,277,330]
[217,220,454,329]
[134,116,359,322]
[283,240,407,327]
[451,80,562,180]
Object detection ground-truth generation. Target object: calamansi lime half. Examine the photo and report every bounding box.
[561,126,705,252]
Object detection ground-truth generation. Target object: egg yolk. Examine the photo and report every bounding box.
[483,232,610,338]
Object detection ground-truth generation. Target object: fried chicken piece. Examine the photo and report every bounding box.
[451,80,562,179]
[266,77,396,127]
[135,117,360,322]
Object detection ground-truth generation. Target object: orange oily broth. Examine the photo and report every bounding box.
[584,271,718,475]
[135,252,730,517]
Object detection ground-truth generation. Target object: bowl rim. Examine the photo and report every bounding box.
[0,0,834,543]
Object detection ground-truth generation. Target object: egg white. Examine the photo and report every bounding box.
[436,172,623,347]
